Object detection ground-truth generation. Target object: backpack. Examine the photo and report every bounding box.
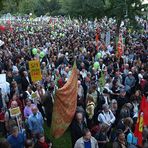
[127,132,138,148]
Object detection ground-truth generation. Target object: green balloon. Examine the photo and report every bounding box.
[32,48,37,55]
[97,52,102,59]
[93,62,100,69]
[40,51,45,59]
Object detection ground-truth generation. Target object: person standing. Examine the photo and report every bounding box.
[27,106,44,139]
[34,134,52,148]
[74,128,98,148]
[7,126,26,148]
[71,112,87,147]
[98,104,116,127]
[113,130,128,148]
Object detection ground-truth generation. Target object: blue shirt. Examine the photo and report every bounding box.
[84,140,91,148]
[28,112,44,134]
[7,132,25,148]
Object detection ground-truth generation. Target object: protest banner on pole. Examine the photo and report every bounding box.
[105,31,110,46]
[29,60,42,82]
[9,107,21,131]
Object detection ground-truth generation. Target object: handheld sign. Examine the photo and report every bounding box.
[9,107,21,117]
[29,60,42,82]
[0,74,6,84]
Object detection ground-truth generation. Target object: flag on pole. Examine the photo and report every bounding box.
[95,28,100,50]
[134,111,143,146]
[51,63,78,138]
[134,96,148,146]
[105,31,110,46]
[116,34,123,58]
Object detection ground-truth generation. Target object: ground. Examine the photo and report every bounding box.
[44,124,72,148]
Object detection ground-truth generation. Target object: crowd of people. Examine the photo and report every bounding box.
[0,16,147,148]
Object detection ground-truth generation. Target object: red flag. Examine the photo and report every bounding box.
[134,96,148,146]
[0,25,5,31]
[95,28,99,50]
[134,111,143,146]
[142,96,148,126]
[116,34,123,58]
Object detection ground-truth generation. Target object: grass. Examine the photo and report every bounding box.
[44,124,72,148]
[0,124,72,148]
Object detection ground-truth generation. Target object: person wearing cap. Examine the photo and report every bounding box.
[98,104,115,127]
[7,126,26,148]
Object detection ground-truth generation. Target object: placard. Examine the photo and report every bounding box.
[29,60,42,82]
[9,107,21,117]
[0,74,6,84]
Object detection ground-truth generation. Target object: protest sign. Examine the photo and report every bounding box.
[29,60,42,82]
[0,74,6,84]
[9,107,21,117]
[0,40,4,46]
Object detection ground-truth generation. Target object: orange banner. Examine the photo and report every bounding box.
[116,34,123,58]
[51,64,78,138]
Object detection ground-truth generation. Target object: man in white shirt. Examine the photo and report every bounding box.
[98,104,115,126]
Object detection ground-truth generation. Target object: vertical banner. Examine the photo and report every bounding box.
[29,60,42,82]
[51,63,78,138]
[95,27,100,51]
[101,33,105,41]
[105,31,110,46]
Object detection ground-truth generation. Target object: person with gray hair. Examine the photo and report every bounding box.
[98,104,116,126]
[110,99,118,117]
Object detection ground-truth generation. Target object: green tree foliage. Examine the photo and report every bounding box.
[0,0,146,32]
[1,0,20,14]
[48,0,61,15]
[0,0,61,16]
[61,0,106,18]
[105,0,145,35]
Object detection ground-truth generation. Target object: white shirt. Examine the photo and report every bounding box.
[0,82,10,94]
[98,110,115,126]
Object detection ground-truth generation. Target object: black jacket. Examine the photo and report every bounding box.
[70,120,87,147]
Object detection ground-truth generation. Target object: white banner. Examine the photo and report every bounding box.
[105,31,110,46]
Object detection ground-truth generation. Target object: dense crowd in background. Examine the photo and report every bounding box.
[0,16,148,148]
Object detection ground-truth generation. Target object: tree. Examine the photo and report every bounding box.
[48,0,61,15]
[61,0,106,18]
[105,0,145,36]
[1,0,21,14]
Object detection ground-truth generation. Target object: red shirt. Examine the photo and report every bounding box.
[0,111,5,121]
[38,141,49,148]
